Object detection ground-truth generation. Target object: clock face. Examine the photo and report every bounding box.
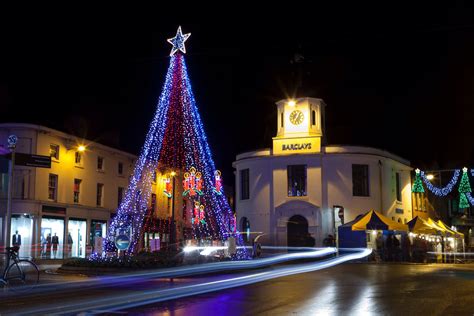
[289,110,304,125]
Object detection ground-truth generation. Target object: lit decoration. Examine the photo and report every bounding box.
[199,205,206,224]
[412,169,425,193]
[105,27,247,258]
[183,167,204,197]
[458,167,472,209]
[191,201,206,225]
[466,192,474,205]
[213,170,223,195]
[167,26,191,56]
[420,169,460,196]
[163,177,173,198]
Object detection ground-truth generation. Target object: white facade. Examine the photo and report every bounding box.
[233,98,413,246]
[0,123,136,259]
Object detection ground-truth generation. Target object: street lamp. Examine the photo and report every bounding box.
[77,145,86,152]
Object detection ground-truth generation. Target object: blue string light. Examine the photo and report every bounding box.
[420,169,461,196]
[103,30,248,259]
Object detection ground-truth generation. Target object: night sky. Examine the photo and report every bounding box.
[1,5,474,183]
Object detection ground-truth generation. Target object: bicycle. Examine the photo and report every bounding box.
[0,246,39,290]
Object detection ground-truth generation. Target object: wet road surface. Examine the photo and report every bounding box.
[126,263,474,316]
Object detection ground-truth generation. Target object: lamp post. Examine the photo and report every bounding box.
[170,171,176,252]
[4,135,17,248]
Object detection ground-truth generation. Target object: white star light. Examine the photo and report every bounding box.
[167,26,191,56]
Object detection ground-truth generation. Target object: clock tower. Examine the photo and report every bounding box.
[273,97,326,155]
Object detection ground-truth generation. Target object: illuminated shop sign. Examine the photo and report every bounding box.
[273,137,321,155]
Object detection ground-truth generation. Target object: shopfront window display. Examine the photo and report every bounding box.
[68,219,86,258]
[90,220,106,253]
[41,217,64,259]
[11,214,33,259]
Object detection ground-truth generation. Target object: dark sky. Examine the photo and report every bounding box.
[1,5,474,183]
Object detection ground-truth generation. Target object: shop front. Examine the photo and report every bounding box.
[10,214,34,258]
[67,218,87,258]
[40,216,65,259]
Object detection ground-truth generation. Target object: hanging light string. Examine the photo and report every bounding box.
[420,169,461,197]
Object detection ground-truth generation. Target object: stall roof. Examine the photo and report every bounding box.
[351,210,407,231]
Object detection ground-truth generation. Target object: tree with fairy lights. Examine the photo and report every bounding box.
[412,169,424,193]
[103,26,247,259]
[458,167,472,209]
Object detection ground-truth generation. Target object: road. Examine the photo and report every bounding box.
[0,249,364,315]
[126,263,474,315]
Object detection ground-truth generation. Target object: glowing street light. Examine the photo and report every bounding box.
[426,174,434,180]
[77,145,86,152]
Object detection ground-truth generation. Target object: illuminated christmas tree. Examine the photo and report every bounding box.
[412,169,424,193]
[458,167,472,209]
[104,27,246,258]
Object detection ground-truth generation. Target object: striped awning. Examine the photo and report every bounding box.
[351,210,407,231]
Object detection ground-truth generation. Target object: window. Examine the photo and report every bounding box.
[152,171,157,183]
[73,179,82,203]
[151,193,157,214]
[312,110,316,126]
[75,151,82,165]
[118,187,124,207]
[97,156,104,171]
[96,183,104,206]
[50,144,59,160]
[396,172,402,202]
[287,165,307,197]
[240,169,249,200]
[352,164,369,197]
[48,174,58,201]
[280,112,284,128]
[118,162,123,175]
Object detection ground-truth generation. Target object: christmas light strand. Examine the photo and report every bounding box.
[104,46,248,259]
[420,169,461,196]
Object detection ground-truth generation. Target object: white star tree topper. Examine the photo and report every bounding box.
[167,26,191,56]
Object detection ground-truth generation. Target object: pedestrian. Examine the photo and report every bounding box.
[385,234,393,261]
[322,234,333,247]
[376,232,384,262]
[401,234,411,262]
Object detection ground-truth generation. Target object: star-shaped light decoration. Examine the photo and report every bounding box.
[167,26,191,56]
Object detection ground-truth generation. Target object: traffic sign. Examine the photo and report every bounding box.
[11,153,51,168]
[7,135,17,147]
[115,234,130,250]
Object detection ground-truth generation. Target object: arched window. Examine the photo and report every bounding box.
[311,110,316,126]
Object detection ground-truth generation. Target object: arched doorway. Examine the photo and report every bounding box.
[287,215,309,247]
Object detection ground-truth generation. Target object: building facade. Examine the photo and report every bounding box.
[233,98,413,247]
[0,123,136,259]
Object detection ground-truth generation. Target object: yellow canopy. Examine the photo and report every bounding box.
[351,210,408,231]
[437,220,464,238]
[407,216,441,235]
[425,218,448,235]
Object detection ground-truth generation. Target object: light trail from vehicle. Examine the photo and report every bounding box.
[14,248,372,315]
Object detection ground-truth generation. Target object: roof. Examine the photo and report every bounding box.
[0,123,137,159]
[234,144,410,166]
